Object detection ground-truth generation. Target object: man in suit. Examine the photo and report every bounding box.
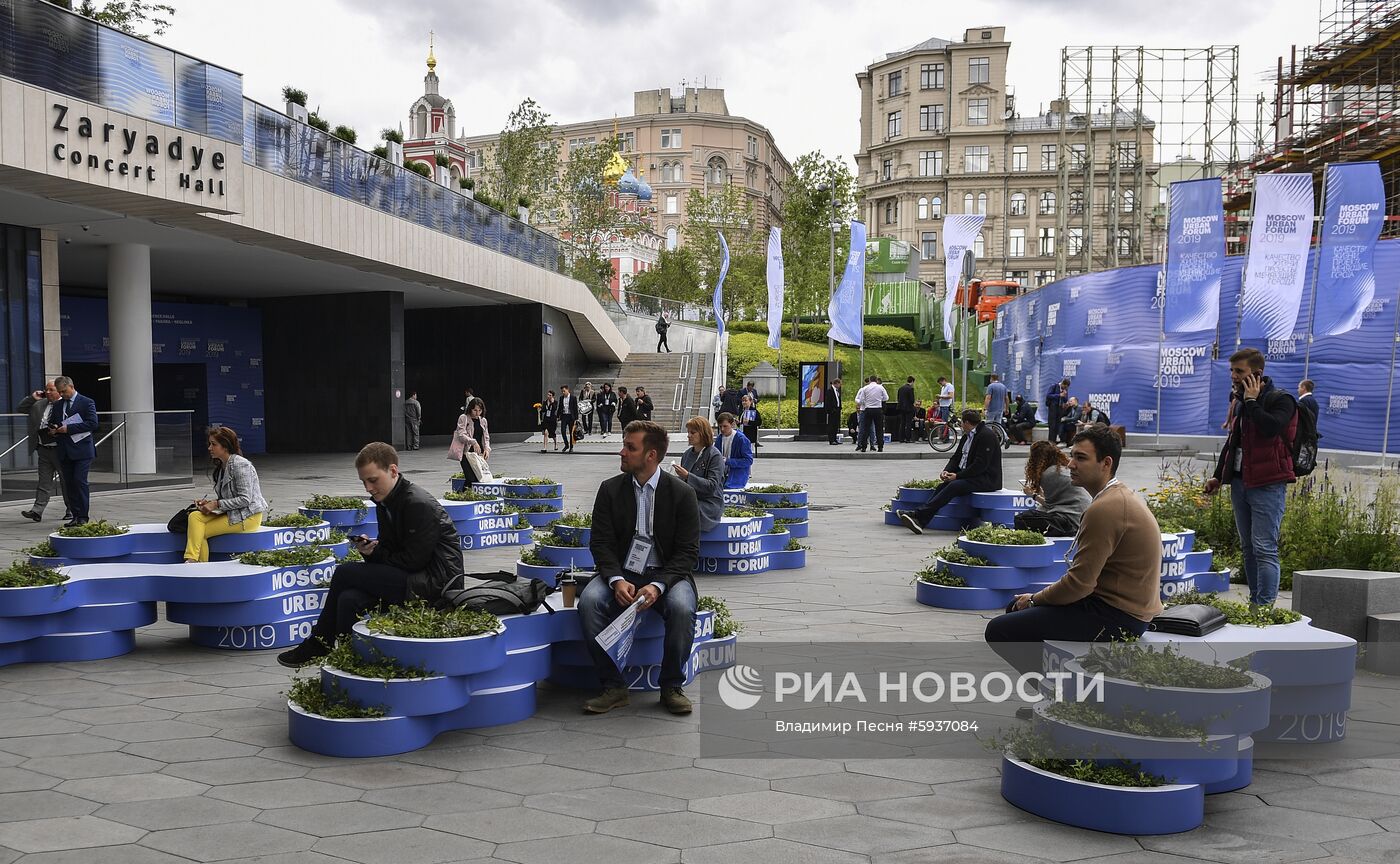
[825,378,843,445]
[50,376,98,527]
[896,376,916,443]
[17,380,69,523]
[897,409,1003,533]
[716,412,754,488]
[559,385,578,453]
[580,420,700,715]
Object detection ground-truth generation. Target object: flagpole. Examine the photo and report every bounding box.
[1235,183,1258,350]
[1156,266,1165,448]
[1301,165,1330,381]
[1380,293,1400,472]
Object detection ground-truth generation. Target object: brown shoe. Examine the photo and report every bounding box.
[582,686,631,714]
[660,687,692,715]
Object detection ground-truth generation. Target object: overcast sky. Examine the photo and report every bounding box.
[166,0,1325,166]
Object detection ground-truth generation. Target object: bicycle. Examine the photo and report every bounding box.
[927,418,1010,452]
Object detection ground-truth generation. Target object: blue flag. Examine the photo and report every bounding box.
[766,227,784,350]
[1164,178,1224,333]
[826,220,866,347]
[713,232,729,337]
[1314,161,1384,336]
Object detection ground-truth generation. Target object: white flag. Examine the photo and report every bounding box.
[766,227,784,350]
[1240,173,1314,341]
[942,214,985,343]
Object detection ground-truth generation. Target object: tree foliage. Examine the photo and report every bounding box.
[683,184,766,320]
[72,0,176,37]
[481,99,558,220]
[628,247,702,304]
[779,151,859,334]
[559,138,636,293]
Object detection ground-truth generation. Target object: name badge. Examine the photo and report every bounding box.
[625,536,654,574]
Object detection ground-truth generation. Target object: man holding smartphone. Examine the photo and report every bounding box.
[278,442,462,667]
[1205,347,1296,607]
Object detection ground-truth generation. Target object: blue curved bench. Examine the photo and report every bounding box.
[722,483,812,539]
[885,486,1035,531]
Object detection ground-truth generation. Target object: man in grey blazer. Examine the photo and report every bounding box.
[17,380,69,523]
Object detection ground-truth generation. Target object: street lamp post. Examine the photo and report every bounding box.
[818,182,838,364]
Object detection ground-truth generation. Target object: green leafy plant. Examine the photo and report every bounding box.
[381,128,404,145]
[518,548,554,566]
[285,676,385,719]
[990,726,1169,788]
[364,600,500,639]
[326,530,349,545]
[933,544,991,566]
[747,483,805,494]
[915,564,966,587]
[263,513,322,528]
[307,112,330,133]
[331,125,357,144]
[1045,702,1209,743]
[303,496,368,518]
[554,511,593,527]
[534,531,584,548]
[445,489,497,502]
[237,547,334,567]
[405,159,432,178]
[963,525,1047,546]
[723,506,765,518]
[509,491,559,500]
[450,472,466,480]
[516,477,556,485]
[698,595,743,637]
[56,520,128,537]
[337,548,364,564]
[1080,643,1254,690]
[785,539,809,551]
[21,540,58,559]
[323,638,434,680]
[774,517,806,526]
[460,177,475,190]
[435,152,451,168]
[901,478,944,490]
[0,561,68,588]
[281,86,308,106]
[1165,591,1303,626]
[523,504,562,513]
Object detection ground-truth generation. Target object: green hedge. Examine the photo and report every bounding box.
[728,321,918,351]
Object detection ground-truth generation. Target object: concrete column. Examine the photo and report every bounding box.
[107,244,157,474]
[40,230,61,378]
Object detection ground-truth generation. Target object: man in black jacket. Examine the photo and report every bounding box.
[278,442,463,667]
[634,386,655,422]
[825,378,843,444]
[898,410,1004,533]
[580,421,700,715]
[896,376,916,443]
[559,385,578,453]
[17,380,69,523]
[1007,394,1037,444]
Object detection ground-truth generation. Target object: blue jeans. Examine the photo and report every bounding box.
[580,573,696,690]
[1229,479,1287,606]
[859,408,884,450]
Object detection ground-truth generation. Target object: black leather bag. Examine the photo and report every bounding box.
[1151,604,1227,638]
[167,504,197,533]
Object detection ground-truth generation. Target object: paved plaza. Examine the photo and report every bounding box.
[0,442,1397,864]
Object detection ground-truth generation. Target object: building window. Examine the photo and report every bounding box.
[1069,189,1085,214]
[1069,143,1087,169]
[919,104,945,132]
[466,150,481,169]
[618,131,635,152]
[746,166,757,187]
[968,98,989,126]
[1011,145,1027,172]
[977,192,988,214]
[881,158,893,181]
[1116,141,1138,164]
[1040,144,1057,172]
[918,150,942,176]
[930,195,943,218]
[1117,228,1132,257]
[1068,227,1084,256]
[708,156,727,185]
[920,62,944,89]
[969,57,989,84]
[666,226,678,250]
[1009,228,1025,257]
[921,231,938,260]
[918,197,929,220]
[1121,189,1135,212]
[965,145,989,172]
[884,199,899,224]
[1009,191,1026,216]
[747,135,758,158]
[1039,190,1056,215]
[1036,269,1056,287]
[665,194,678,215]
[661,128,682,148]
[887,111,902,139]
[888,70,904,96]
[974,233,986,257]
[964,192,974,213]
[568,136,596,151]
[1038,227,1056,256]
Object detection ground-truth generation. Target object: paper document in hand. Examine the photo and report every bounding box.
[596,596,647,672]
[62,414,91,443]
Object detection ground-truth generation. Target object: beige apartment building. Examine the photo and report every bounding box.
[459,88,792,253]
[855,28,1159,295]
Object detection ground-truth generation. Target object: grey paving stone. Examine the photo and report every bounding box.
[52,705,175,726]
[0,701,54,721]
[55,773,208,804]
[0,815,146,853]
[1324,831,1400,862]
[141,821,315,861]
[859,790,1030,829]
[304,761,459,789]
[1233,768,1322,795]
[161,755,308,785]
[599,810,771,847]
[692,757,842,780]
[425,805,594,843]
[956,822,1144,861]
[1261,784,1400,819]
[212,725,294,747]
[454,763,612,795]
[871,846,1089,864]
[204,778,363,808]
[0,791,97,822]
[21,751,164,780]
[179,707,288,729]
[1140,828,1332,863]
[613,767,767,800]
[0,767,60,793]
[773,814,954,854]
[311,826,493,864]
[27,691,144,709]
[1315,767,1400,796]
[678,838,868,864]
[494,833,679,864]
[121,737,261,762]
[213,854,347,864]
[361,782,523,816]
[688,790,856,824]
[843,757,1001,785]
[96,796,260,830]
[397,745,546,772]
[254,746,364,769]
[522,787,687,821]
[490,729,625,755]
[771,771,931,802]
[139,694,259,713]
[0,718,89,738]
[256,801,423,837]
[11,844,191,864]
[0,733,127,758]
[1205,804,1385,843]
[120,682,225,699]
[89,719,225,743]
[544,747,691,776]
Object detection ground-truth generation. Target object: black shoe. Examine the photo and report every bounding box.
[277,639,331,668]
[64,519,87,528]
[20,511,39,522]
[897,511,923,535]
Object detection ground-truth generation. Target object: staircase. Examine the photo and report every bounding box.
[579,352,711,432]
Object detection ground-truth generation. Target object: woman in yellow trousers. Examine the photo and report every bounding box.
[185,427,269,562]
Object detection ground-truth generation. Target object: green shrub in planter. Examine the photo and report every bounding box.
[785,539,808,552]
[698,595,743,637]
[450,472,466,480]
[263,513,322,529]
[915,565,967,587]
[932,544,990,566]
[364,600,499,639]
[303,495,369,518]
[522,504,562,513]
[747,483,805,494]
[323,638,434,680]
[723,506,765,518]
[21,540,58,559]
[1080,643,1254,689]
[0,561,68,588]
[963,525,1047,546]
[56,519,128,537]
[517,476,556,485]
[992,726,1169,788]
[445,489,496,502]
[519,548,552,566]
[902,478,944,489]
[237,547,334,567]
[1165,591,1303,626]
[281,86,308,106]
[554,511,593,527]
[1045,702,1206,741]
[534,531,584,548]
[286,676,385,719]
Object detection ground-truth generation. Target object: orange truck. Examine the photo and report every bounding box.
[954,278,1023,323]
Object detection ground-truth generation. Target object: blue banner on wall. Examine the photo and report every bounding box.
[1314,161,1385,336]
[1164,178,1225,334]
[59,297,265,453]
[1240,173,1315,342]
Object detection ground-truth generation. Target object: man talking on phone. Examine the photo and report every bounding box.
[278,442,462,667]
[1204,347,1296,607]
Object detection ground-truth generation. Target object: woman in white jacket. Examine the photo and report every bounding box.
[451,397,492,484]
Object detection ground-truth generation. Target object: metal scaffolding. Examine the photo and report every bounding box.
[1056,46,1241,272]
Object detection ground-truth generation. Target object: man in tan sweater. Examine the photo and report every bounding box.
[984,426,1162,681]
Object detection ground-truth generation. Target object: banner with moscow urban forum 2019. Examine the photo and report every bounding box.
[1314,161,1385,336]
[827,220,866,347]
[942,214,985,342]
[1164,178,1225,334]
[1240,173,1315,342]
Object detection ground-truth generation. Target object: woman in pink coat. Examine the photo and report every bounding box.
[450,397,492,484]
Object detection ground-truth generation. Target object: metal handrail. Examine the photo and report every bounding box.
[94,421,126,449]
[0,435,29,460]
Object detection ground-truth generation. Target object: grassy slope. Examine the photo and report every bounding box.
[727,332,982,427]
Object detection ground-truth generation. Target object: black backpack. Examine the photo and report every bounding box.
[441,574,556,616]
[1288,393,1320,477]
